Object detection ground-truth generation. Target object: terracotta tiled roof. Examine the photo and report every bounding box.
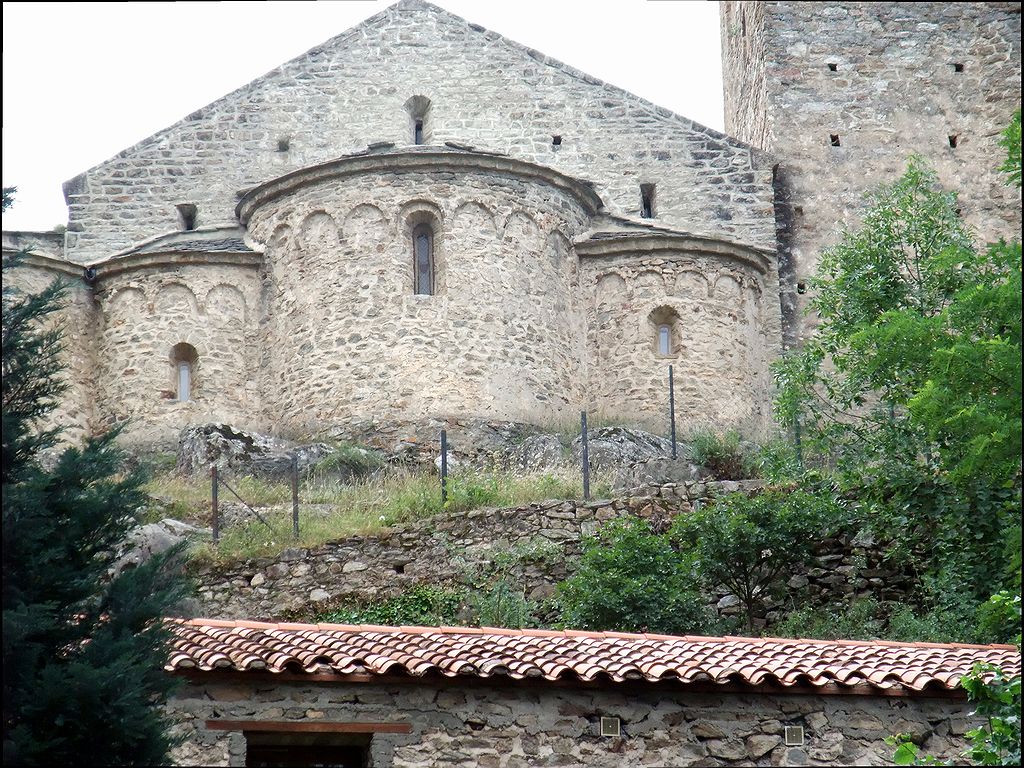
[166,619,1020,694]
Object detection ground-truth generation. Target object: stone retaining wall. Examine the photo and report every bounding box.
[190,481,910,626]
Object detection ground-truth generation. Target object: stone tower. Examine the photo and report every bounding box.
[721,2,1022,345]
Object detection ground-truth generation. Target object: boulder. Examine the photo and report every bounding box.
[111,518,208,577]
[176,423,334,479]
[506,433,566,471]
[570,426,673,470]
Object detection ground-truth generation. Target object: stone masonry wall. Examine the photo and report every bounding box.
[168,677,975,767]
[581,251,777,436]
[722,1,1022,343]
[2,256,96,446]
[63,0,775,264]
[245,154,592,433]
[191,481,906,626]
[94,260,263,448]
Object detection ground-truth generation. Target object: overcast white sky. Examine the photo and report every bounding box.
[2,0,724,232]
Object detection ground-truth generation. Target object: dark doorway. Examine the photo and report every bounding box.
[245,732,372,768]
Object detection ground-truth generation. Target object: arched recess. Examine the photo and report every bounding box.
[648,305,681,358]
[105,286,149,322]
[402,204,443,296]
[298,211,339,251]
[341,204,387,252]
[595,272,628,309]
[169,342,199,402]
[452,202,498,248]
[154,283,200,317]
[503,211,542,253]
[404,95,432,145]
[205,284,247,325]
[675,270,710,300]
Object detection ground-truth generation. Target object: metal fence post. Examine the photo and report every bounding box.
[580,410,590,501]
[440,429,448,506]
[669,364,677,460]
[211,464,219,545]
[291,454,299,540]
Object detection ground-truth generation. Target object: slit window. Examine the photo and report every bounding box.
[649,306,679,358]
[658,324,672,356]
[176,203,198,231]
[170,343,199,402]
[640,184,656,219]
[413,223,434,295]
[414,119,424,145]
[948,135,959,148]
[830,134,841,147]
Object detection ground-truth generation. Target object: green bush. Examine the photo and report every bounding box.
[319,585,464,627]
[773,599,884,641]
[671,489,847,633]
[557,517,714,635]
[309,443,385,482]
[688,429,757,480]
[470,580,536,629]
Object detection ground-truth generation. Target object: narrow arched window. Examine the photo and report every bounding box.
[658,324,672,356]
[177,360,192,402]
[170,342,199,402]
[649,306,679,358]
[413,223,434,295]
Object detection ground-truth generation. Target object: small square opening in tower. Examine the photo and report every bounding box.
[827,62,838,72]
[552,135,562,146]
[176,203,198,232]
[277,137,290,152]
[829,134,841,147]
[948,135,959,148]
[953,63,964,73]
[640,184,656,219]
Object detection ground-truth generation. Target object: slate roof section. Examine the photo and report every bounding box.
[135,237,252,254]
[166,619,1020,694]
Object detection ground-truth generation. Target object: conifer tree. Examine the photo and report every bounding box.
[2,189,189,765]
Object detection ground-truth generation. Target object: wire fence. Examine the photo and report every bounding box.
[206,363,800,543]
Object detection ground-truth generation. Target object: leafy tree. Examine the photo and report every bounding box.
[890,593,1021,766]
[2,217,188,764]
[557,517,714,635]
[773,112,1022,603]
[670,490,846,634]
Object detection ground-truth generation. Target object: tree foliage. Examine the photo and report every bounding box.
[670,490,847,633]
[557,517,713,635]
[773,116,1023,603]
[2,228,188,764]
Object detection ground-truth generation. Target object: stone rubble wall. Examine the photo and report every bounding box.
[168,677,975,767]
[581,251,778,436]
[63,1,775,264]
[245,157,591,432]
[722,1,1022,344]
[93,261,264,448]
[1,257,96,447]
[190,480,908,625]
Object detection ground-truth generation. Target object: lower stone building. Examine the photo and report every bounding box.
[166,619,1020,767]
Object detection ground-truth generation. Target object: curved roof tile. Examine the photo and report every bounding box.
[166,619,1019,694]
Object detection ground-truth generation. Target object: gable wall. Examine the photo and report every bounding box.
[63,2,775,264]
